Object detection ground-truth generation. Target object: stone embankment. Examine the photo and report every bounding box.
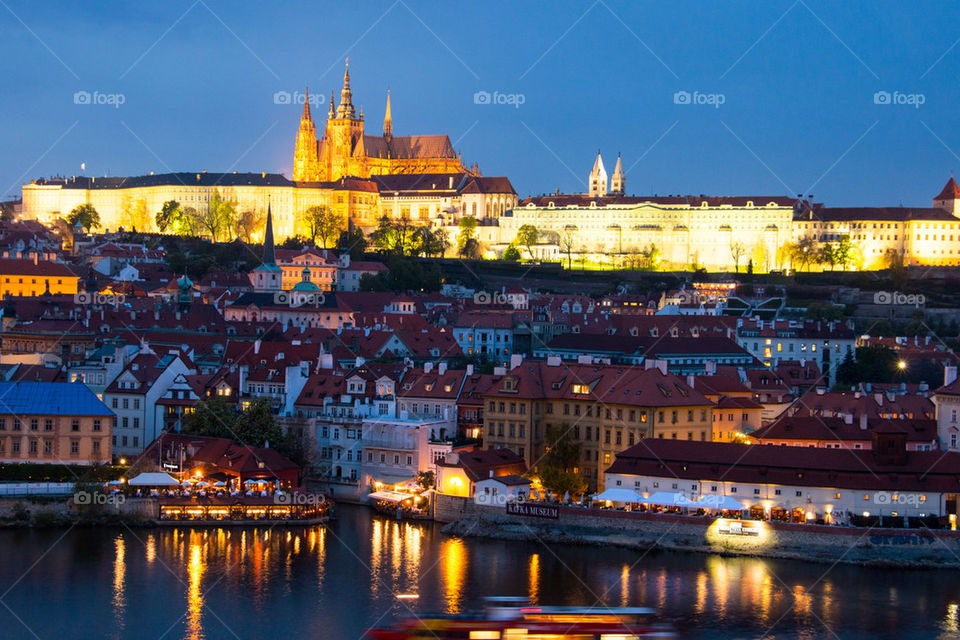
[436,495,960,569]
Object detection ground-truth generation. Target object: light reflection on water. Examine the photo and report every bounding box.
[1,507,959,639]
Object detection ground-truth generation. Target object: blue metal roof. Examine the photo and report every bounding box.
[0,381,114,416]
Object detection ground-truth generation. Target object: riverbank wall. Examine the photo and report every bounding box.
[436,494,960,568]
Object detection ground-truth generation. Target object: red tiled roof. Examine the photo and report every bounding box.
[935,177,960,201]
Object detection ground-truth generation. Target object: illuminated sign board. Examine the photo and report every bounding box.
[506,502,559,519]
[717,519,762,536]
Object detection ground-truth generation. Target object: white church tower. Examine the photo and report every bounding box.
[588,150,607,197]
[610,153,625,195]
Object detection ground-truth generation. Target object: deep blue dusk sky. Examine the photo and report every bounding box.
[3,1,960,206]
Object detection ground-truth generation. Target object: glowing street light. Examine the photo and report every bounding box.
[897,360,907,370]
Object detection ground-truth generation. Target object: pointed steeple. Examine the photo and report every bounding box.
[934,176,960,217]
[328,91,335,119]
[383,90,392,142]
[588,150,607,197]
[263,202,276,266]
[337,58,356,119]
[301,87,313,122]
[610,152,625,195]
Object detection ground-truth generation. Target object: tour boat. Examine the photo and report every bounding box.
[365,598,676,639]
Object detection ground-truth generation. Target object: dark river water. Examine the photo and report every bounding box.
[1,505,959,639]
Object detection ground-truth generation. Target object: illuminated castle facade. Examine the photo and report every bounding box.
[292,60,471,182]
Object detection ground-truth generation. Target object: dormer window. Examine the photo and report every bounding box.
[571,383,590,394]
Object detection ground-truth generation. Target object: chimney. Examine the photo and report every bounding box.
[239,364,248,395]
[489,469,494,478]
[33,253,38,265]
[859,413,868,430]
[686,375,695,388]
[843,412,853,425]
[577,354,592,364]
[466,364,474,375]
[254,339,261,355]
[704,361,716,375]
[355,356,365,367]
[816,388,825,395]
[510,354,523,370]
[438,362,447,375]
[547,355,561,367]
[874,393,883,406]
[320,353,333,369]
[945,366,958,387]
[424,362,434,374]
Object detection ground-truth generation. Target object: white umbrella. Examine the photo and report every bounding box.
[593,488,646,503]
[213,481,227,487]
[106,479,123,486]
[696,495,744,510]
[562,491,570,503]
[645,491,697,507]
[196,481,211,487]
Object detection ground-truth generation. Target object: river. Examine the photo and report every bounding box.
[1,505,958,639]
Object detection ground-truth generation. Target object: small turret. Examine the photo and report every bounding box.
[336,59,356,120]
[588,150,607,197]
[933,176,960,217]
[610,153,625,195]
[383,90,392,142]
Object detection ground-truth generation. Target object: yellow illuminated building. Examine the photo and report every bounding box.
[0,258,79,297]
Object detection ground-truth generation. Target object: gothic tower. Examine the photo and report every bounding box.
[292,88,318,181]
[383,91,392,143]
[610,153,625,195]
[588,150,607,197]
[934,176,960,217]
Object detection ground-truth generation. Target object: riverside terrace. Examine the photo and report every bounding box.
[601,435,960,528]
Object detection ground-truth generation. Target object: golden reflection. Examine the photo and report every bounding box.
[145,534,156,565]
[528,554,540,604]
[186,534,205,640]
[370,519,383,595]
[440,537,467,614]
[316,527,327,590]
[403,524,422,593]
[693,571,707,616]
[820,580,835,631]
[706,557,728,615]
[792,584,812,618]
[942,602,959,635]
[620,564,629,607]
[112,536,126,632]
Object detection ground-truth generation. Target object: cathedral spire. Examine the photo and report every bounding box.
[337,58,356,119]
[610,152,625,195]
[383,90,392,142]
[263,202,276,266]
[301,87,312,122]
[328,91,335,119]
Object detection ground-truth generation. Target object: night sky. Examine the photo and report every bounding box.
[3,1,960,205]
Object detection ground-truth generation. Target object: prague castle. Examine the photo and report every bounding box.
[19,62,515,239]
[293,60,470,182]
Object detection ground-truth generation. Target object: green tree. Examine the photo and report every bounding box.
[793,236,818,272]
[303,205,344,248]
[233,399,283,447]
[501,245,521,262]
[457,216,478,256]
[460,237,482,260]
[516,224,539,259]
[67,203,100,231]
[181,397,236,438]
[155,200,180,233]
[536,424,588,499]
[817,243,839,271]
[198,190,237,241]
[834,235,855,270]
[340,227,368,261]
[234,208,266,243]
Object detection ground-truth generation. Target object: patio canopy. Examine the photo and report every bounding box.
[644,491,698,507]
[593,488,646,503]
[695,495,745,510]
[368,490,416,504]
[127,472,180,487]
